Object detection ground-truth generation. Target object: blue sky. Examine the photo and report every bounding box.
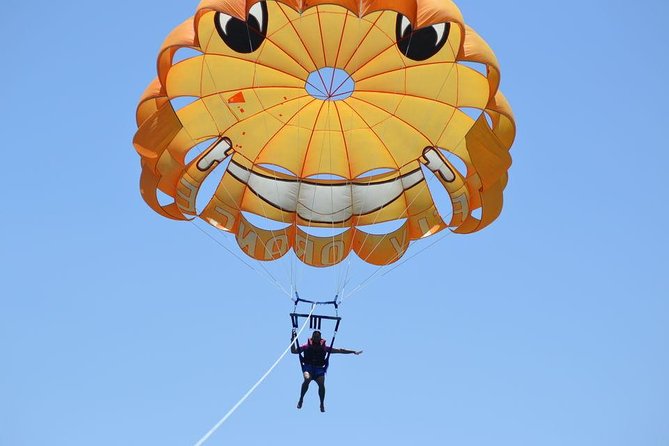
[1,1,667,445]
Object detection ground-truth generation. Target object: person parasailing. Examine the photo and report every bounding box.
[291,329,362,412]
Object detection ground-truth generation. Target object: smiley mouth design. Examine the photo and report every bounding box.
[194,136,458,225]
[227,160,425,224]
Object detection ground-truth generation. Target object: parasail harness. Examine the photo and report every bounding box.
[290,293,342,371]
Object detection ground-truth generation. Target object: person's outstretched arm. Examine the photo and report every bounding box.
[330,348,363,355]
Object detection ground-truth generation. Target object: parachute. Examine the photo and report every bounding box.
[135,0,516,438]
[133,0,515,268]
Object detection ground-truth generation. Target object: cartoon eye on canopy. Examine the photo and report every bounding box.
[133,0,516,268]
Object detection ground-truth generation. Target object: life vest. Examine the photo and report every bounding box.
[302,339,328,367]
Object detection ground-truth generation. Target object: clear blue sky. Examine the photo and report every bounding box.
[1,1,667,445]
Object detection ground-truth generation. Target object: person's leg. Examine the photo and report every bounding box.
[315,375,326,412]
[297,372,312,409]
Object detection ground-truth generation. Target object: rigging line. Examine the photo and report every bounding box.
[204,95,314,297]
[343,43,468,292]
[191,219,291,298]
[293,43,303,295]
[340,66,460,270]
[189,220,292,299]
[326,99,337,294]
[201,52,312,91]
[246,179,293,287]
[332,14,433,98]
[337,257,353,298]
[290,251,296,297]
[358,164,444,266]
[198,173,294,295]
[322,12,366,297]
[334,94,412,288]
[328,13,385,97]
[196,54,292,299]
[332,102,400,263]
[340,273,354,295]
[292,11,303,295]
[339,11,376,297]
[351,132,418,266]
[323,99,345,296]
[329,10,350,92]
[324,85,418,290]
[381,229,454,278]
[342,174,455,301]
[335,240,351,298]
[338,9,360,298]
[275,3,330,96]
[248,32,295,288]
[193,304,316,446]
[304,101,333,293]
[347,60,482,290]
[326,114,346,299]
[344,218,455,301]
[205,170,296,298]
[347,46,471,284]
[295,100,328,272]
[331,103,353,297]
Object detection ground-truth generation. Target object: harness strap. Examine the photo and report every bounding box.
[324,317,341,368]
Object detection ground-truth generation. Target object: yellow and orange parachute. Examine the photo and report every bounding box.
[133,0,515,267]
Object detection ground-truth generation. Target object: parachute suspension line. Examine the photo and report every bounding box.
[291,97,327,294]
[193,304,316,446]
[361,169,446,264]
[248,28,296,291]
[324,101,344,297]
[196,172,295,299]
[296,12,328,271]
[289,257,295,300]
[343,218,449,300]
[287,252,297,298]
[293,7,304,297]
[337,13,361,300]
[338,52,484,300]
[329,102,393,295]
[343,225,456,302]
[330,36,409,273]
[297,101,341,296]
[248,162,293,292]
[189,220,292,299]
[380,227,455,278]
[343,51,478,300]
[342,26,457,278]
[342,93,480,297]
[197,55,295,297]
[336,256,352,300]
[322,68,354,300]
[327,101,337,295]
[335,217,354,298]
[334,114,402,294]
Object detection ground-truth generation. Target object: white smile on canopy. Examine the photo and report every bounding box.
[228,162,424,224]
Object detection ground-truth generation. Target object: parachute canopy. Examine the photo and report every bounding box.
[134,0,515,267]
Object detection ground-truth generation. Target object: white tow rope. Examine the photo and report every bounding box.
[193,304,316,446]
